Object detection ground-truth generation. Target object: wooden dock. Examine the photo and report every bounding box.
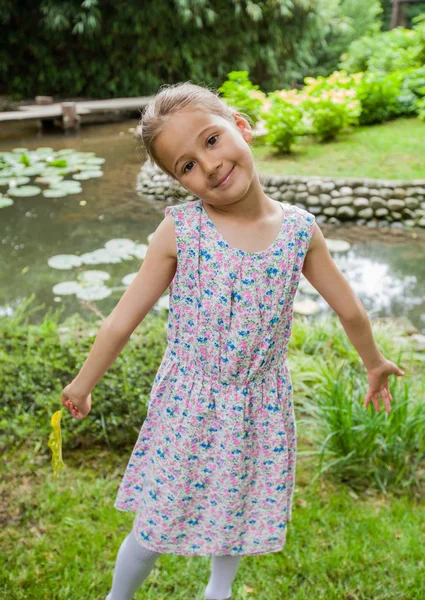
[0,96,153,130]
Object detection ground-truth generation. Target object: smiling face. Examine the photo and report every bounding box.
[153,108,257,207]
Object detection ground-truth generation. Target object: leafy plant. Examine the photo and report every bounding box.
[260,93,305,153]
[340,26,421,75]
[218,71,265,126]
[355,72,402,124]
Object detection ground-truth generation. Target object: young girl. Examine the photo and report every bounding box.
[62,82,405,600]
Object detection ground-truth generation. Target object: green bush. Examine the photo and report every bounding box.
[0,297,168,454]
[340,26,422,75]
[289,315,425,496]
[218,71,265,126]
[301,72,361,141]
[302,96,359,141]
[261,93,305,153]
[355,72,402,124]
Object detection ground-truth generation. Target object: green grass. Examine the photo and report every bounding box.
[2,443,425,599]
[252,117,425,181]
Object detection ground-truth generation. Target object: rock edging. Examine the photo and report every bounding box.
[137,162,425,229]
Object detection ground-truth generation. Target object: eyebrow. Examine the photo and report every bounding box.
[173,125,215,173]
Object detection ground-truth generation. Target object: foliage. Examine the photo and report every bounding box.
[251,117,425,181]
[0,296,168,453]
[301,72,361,140]
[310,0,383,78]
[355,71,404,124]
[0,0,339,99]
[260,94,305,153]
[417,96,425,121]
[289,314,425,497]
[380,0,425,31]
[218,71,265,126]
[2,299,425,499]
[340,18,425,75]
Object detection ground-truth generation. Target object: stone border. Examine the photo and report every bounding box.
[137,162,425,229]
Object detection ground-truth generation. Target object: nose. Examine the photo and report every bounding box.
[201,156,222,180]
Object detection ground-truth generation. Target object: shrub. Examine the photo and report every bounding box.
[355,72,402,124]
[218,71,266,126]
[302,72,361,141]
[260,93,305,153]
[302,94,359,141]
[0,297,168,454]
[340,26,421,74]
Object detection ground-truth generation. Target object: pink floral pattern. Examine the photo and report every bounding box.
[114,198,316,556]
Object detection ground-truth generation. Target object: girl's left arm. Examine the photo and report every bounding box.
[301,224,405,414]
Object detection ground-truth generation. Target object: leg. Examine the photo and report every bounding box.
[106,527,161,600]
[204,555,242,600]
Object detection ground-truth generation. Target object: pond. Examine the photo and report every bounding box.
[1,120,424,333]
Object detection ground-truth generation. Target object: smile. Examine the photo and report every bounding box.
[215,166,235,188]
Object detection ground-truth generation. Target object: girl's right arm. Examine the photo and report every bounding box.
[62,214,177,419]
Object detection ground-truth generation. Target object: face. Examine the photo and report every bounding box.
[153,109,256,206]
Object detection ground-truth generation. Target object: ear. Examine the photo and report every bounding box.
[233,112,253,143]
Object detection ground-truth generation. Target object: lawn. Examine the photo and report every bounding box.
[1,440,424,599]
[251,117,425,181]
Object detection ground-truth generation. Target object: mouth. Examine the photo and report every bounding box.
[215,166,235,188]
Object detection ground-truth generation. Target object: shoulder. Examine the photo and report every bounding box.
[159,199,201,259]
[283,202,316,231]
[164,198,201,218]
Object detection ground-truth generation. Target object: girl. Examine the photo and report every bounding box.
[62,82,405,600]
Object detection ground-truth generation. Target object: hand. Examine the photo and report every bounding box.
[364,359,405,414]
[61,383,92,419]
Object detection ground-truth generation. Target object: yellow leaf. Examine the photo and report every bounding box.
[48,407,65,478]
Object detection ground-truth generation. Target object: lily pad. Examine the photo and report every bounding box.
[131,244,148,260]
[0,168,18,178]
[105,239,137,252]
[52,281,82,295]
[43,189,69,198]
[72,170,103,180]
[0,197,14,208]
[79,249,122,265]
[35,175,64,186]
[8,176,31,187]
[12,148,30,153]
[56,149,76,156]
[77,270,111,284]
[85,157,105,165]
[48,254,83,270]
[21,166,46,176]
[325,239,351,253]
[122,273,137,286]
[8,185,41,197]
[76,285,112,301]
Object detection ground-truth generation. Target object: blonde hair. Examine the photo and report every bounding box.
[139,81,253,180]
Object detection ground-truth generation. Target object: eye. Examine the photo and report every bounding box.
[182,135,219,174]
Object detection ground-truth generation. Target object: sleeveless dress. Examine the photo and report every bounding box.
[114,198,316,556]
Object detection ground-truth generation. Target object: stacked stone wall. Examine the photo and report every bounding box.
[138,163,425,228]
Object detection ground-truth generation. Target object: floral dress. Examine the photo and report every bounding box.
[114,198,316,556]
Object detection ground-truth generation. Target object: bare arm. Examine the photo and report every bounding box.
[69,214,177,399]
[301,223,404,413]
[301,223,384,370]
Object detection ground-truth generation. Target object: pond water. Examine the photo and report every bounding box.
[1,120,424,333]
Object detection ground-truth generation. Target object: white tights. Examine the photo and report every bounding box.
[106,525,242,600]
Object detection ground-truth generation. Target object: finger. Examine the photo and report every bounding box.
[372,392,380,412]
[381,388,391,414]
[364,390,372,408]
